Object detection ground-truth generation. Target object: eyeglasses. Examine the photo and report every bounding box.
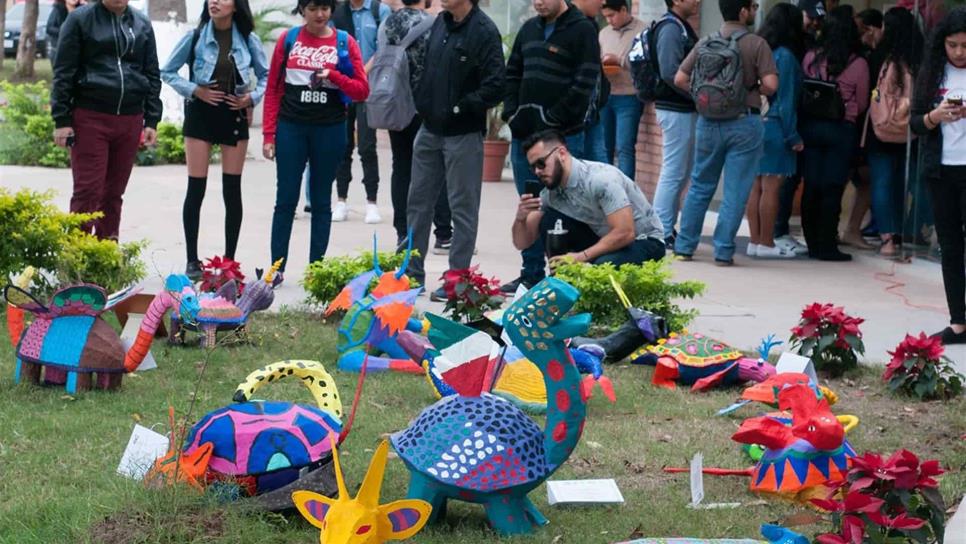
[529,145,563,173]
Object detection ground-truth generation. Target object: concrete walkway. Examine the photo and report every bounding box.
[2,134,962,371]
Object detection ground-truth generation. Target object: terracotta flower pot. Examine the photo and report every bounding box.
[482,139,510,182]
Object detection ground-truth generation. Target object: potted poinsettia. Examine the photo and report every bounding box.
[789,302,865,376]
[199,256,245,294]
[812,449,946,544]
[884,332,964,400]
[439,266,504,325]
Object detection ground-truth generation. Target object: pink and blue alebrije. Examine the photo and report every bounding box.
[391,394,547,492]
[183,401,342,494]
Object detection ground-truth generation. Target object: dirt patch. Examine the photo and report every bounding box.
[89,509,226,543]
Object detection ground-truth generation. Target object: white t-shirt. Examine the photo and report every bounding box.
[941,63,966,165]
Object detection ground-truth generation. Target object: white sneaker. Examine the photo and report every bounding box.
[775,235,808,255]
[332,201,349,222]
[757,244,797,258]
[364,203,381,224]
[746,243,759,257]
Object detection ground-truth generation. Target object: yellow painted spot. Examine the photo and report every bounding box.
[537,320,548,329]
[536,342,548,350]
[542,331,553,339]
[525,340,535,350]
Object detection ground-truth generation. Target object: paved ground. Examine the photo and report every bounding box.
[2,132,963,372]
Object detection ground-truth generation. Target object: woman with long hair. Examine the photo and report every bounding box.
[161,0,269,280]
[746,2,805,258]
[261,0,369,284]
[799,9,869,261]
[46,0,87,63]
[911,7,966,344]
[865,7,923,257]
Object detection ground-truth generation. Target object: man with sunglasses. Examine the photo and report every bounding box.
[512,130,666,271]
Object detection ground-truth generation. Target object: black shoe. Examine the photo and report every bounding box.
[810,250,853,262]
[429,287,448,302]
[932,326,966,345]
[499,276,535,295]
[303,204,312,213]
[185,260,203,282]
[433,238,452,255]
[664,229,677,248]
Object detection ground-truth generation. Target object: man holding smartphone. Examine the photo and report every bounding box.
[512,130,666,271]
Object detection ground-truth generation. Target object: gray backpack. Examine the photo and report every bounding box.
[689,30,749,120]
[366,15,435,131]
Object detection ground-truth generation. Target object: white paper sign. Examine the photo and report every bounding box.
[547,479,624,505]
[775,352,817,383]
[690,453,705,506]
[945,497,965,544]
[119,314,157,371]
[117,424,169,480]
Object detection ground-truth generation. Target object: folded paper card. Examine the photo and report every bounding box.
[117,424,169,480]
[547,479,624,505]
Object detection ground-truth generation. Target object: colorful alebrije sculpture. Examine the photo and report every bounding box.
[170,259,283,348]
[293,439,431,543]
[326,237,424,373]
[182,360,343,496]
[3,274,200,393]
[632,332,778,392]
[400,329,615,413]
[391,277,591,535]
[732,384,857,502]
[145,407,214,491]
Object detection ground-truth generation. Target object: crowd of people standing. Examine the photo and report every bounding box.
[45,0,966,343]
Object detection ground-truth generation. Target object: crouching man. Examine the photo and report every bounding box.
[512,129,666,272]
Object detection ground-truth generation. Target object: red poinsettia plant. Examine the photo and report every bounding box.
[200,255,245,294]
[439,266,504,323]
[884,332,963,400]
[812,449,946,544]
[789,302,865,376]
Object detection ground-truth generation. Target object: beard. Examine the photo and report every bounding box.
[545,166,564,190]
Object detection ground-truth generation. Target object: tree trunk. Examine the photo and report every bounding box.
[0,0,7,70]
[149,0,187,23]
[14,0,39,79]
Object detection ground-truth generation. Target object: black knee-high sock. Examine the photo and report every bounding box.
[223,173,242,260]
[183,176,207,262]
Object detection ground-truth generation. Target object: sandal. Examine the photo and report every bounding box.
[841,232,874,250]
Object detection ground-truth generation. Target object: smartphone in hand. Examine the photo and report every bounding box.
[524,180,543,198]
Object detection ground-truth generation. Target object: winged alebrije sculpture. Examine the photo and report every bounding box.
[391,277,591,535]
[4,274,201,393]
[181,360,343,498]
[668,384,858,504]
[732,384,858,501]
[326,235,424,373]
[293,439,432,544]
[170,259,283,348]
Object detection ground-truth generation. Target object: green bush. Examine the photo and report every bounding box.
[302,250,421,307]
[553,259,704,333]
[0,81,70,167]
[0,188,146,294]
[154,122,185,164]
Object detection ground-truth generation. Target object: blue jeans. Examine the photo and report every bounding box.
[510,132,585,283]
[868,145,909,236]
[272,119,347,270]
[652,109,697,238]
[595,95,643,179]
[674,114,763,261]
[583,121,608,163]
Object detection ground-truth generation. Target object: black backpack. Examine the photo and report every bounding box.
[628,15,687,102]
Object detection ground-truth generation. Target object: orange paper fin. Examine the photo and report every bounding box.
[372,288,420,336]
[652,357,679,389]
[691,361,739,393]
[326,270,377,316]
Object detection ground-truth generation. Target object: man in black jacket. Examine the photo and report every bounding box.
[50,0,161,241]
[405,0,504,299]
[500,0,601,293]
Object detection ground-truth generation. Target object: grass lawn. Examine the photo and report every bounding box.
[0,58,53,83]
[0,309,963,543]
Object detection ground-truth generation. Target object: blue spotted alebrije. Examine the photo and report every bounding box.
[391,277,591,535]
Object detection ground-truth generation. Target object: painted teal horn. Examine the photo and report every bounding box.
[395,228,413,280]
[372,234,383,276]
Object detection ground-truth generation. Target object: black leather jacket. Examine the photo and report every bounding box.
[51,2,162,128]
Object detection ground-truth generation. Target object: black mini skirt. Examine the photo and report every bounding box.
[182,98,249,146]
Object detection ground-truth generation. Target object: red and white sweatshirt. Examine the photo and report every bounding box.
[262,27,369,144]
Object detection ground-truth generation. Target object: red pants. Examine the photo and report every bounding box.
[69,108,144,240]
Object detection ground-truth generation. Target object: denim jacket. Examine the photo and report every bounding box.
[161,21,270,105]
[764,47,803,147]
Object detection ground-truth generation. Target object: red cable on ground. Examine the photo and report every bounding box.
[872,261,947,315]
